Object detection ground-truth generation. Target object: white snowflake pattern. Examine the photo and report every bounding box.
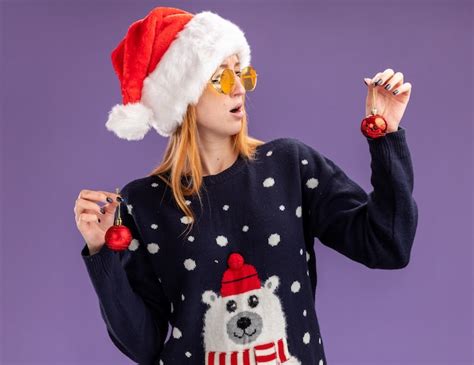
[185,351,192,358]
[150,223,158,229]
[268,233,280,247]
[147,243,160,254]
[187,235,195,242]
[306,178,319,189]
[263,177,275,187]
[216,235,229,247]
[295,206,302,218]
[301,159,308,165]
[128,238,139,251]
[222,204,229,211]
[151,182,159,187]
[291,281,301,293]
[180,215,193,224]
[184,258,196,270]
[279,205,285,211]
[266,150,273,156]
[172,327,182,339]
[303,332,311,344]
[242,225,249,232]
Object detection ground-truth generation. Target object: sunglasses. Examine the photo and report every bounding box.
[209,65,258,95]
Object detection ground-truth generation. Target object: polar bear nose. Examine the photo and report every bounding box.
[237,316,251,330]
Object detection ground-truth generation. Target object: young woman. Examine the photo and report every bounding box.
[74,7,417,365]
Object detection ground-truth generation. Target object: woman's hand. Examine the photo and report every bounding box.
[363,68,412,133]
[74,189,122,254]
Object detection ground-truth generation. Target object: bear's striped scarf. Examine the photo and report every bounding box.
[205,337,291,365]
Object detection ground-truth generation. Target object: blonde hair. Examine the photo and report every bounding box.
[146,100,265,238]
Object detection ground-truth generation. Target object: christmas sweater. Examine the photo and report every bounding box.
[81,126,418,365]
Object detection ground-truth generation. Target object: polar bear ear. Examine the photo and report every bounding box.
[264,275,279,293]
[202,290,219,306]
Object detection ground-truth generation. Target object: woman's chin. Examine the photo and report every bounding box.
[223,120,243,135]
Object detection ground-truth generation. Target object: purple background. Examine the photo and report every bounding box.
[1,0,472,364]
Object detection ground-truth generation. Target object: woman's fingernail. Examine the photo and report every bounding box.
[392,89,399,95]
[384,84,391,90]
[375,78,382,86]
[106,197,113,203]
[98,218,101,223]
[116,196,123,202]
[100,207,105,214]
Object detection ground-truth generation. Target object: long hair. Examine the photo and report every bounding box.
[146,97,265,238]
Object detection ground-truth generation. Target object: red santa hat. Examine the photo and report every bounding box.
[105,7,251,140]
[221,252,261,297]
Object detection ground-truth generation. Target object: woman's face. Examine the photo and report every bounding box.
[195,54,246,138]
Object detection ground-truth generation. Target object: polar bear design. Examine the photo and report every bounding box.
[201,252,301,364]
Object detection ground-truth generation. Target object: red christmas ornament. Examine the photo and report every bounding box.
[361,114,387,139]
[105,188,132,251]
[361,81,388,139]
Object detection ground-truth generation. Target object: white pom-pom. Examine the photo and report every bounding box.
[105,102,153,141]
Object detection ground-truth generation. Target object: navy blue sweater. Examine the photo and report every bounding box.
[81,126,418,364]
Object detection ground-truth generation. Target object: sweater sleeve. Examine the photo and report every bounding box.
[81,182,170,364]
[299,125,418,269]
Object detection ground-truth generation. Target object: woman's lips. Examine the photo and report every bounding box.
[229,106,244,118]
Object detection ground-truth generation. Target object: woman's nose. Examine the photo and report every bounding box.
[231,72,246,96]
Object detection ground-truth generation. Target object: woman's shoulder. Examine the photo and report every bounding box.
[119,174,168,201]
[261,136,302,148]
[257,137,336,180]
[260,136,320,158]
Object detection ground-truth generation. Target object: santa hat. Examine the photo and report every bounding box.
[221,252,261,297]
[105,7,251,140]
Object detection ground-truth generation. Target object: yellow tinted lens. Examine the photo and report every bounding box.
[241,66,257,91]
[220,68,235,94]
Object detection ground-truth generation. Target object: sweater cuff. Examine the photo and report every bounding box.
[81,242,120,280]
[366,125,411,160]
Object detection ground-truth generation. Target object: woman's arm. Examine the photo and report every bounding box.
[81,182,170,364]
[300,126,418,269]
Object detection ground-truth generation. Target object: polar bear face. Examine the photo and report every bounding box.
[201,275,288,351]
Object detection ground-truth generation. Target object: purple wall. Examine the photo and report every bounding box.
[1,1,472,364]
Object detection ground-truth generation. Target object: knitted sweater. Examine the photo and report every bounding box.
[81,126,418,365]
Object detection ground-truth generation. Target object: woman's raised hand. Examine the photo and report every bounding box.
[74,189,122,255]
[363,68,412,133]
